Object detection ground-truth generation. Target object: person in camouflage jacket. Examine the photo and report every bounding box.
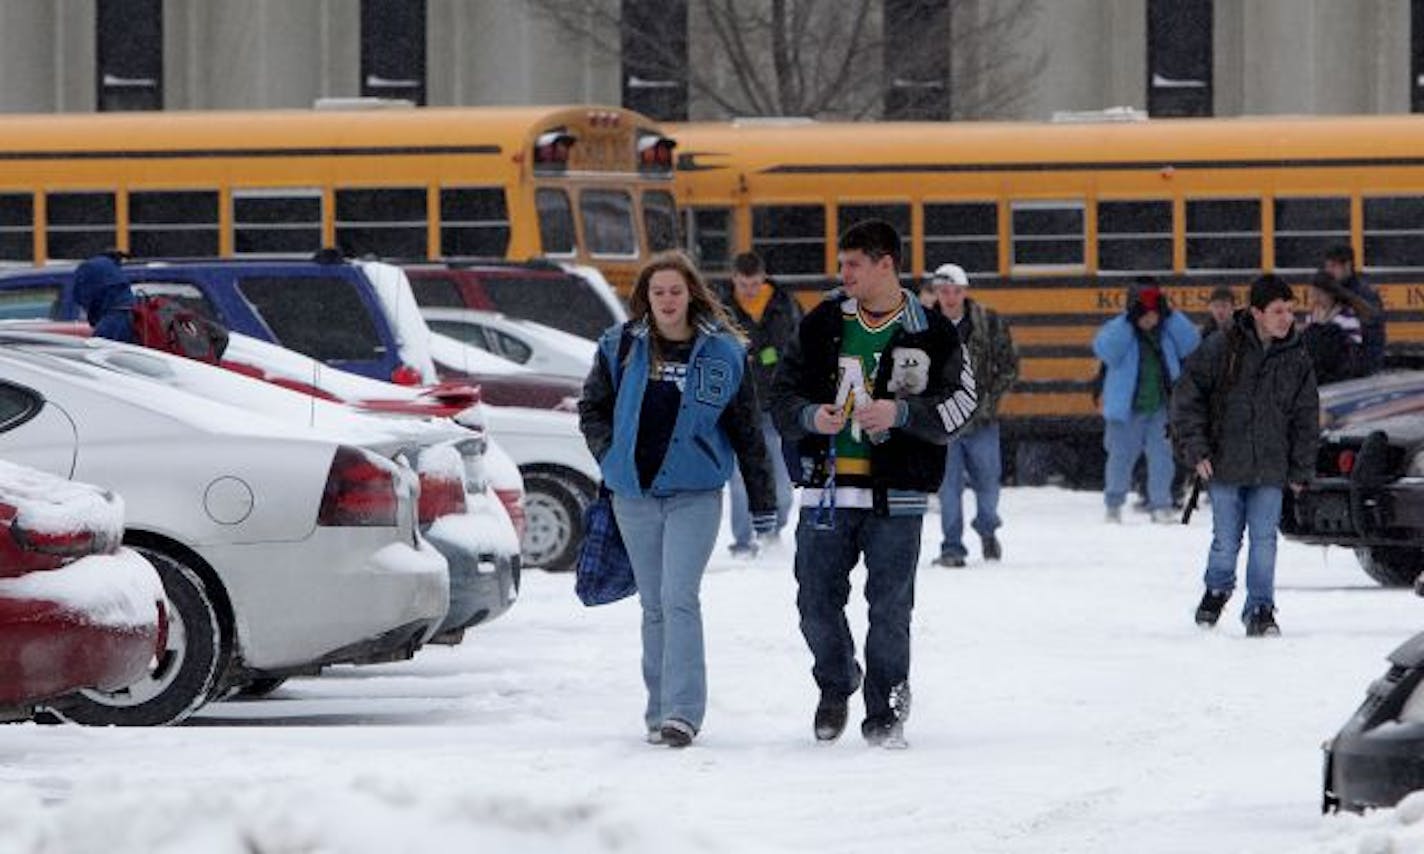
[926,263,1020,567]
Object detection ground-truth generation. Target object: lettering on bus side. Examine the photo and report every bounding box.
[1407,286,1424,308]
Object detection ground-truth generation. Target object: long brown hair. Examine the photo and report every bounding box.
[629,251,746,358]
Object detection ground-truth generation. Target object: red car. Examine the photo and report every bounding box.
[0,460,166,714]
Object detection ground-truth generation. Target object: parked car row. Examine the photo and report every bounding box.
[0,255,610,570]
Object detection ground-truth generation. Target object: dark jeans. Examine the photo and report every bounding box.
[793,507,921,724]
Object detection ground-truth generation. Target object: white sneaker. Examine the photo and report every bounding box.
[1150,508,1178,524]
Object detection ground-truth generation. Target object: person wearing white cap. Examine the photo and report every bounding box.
[928,262,1019,567]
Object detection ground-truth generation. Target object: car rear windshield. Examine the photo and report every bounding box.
[237,275,386,362]
[480,275,616,340]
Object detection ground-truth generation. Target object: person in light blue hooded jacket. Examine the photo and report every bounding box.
[72,254,136,344]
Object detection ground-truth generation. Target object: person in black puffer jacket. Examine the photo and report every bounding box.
[1172,274,1319,638]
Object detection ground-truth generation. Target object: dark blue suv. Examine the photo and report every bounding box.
[0,257,419,383]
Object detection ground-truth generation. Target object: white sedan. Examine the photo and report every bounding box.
[0,338,450,725]
[420,307,597,380]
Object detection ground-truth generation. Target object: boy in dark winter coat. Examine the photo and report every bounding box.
[771,220,976,749]
[73,255,137,344]
[1172,275,1319,637]
[721,251,800,557]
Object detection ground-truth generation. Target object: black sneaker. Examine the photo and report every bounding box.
[932,553,966,568]
[1245,607,1281,638]
[982,535,1002,562]
[862,717,906,749]
[813,664,862,742]
[659,718,696,748]
[1195,589,1231,627]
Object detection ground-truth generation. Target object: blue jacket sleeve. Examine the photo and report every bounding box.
[1093,317,1135,366]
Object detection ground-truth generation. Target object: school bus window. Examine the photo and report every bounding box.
[838,203,910,269]
[643,190,680,253]
[580,189,638,257]
[1363,196,1424,269]
[1011,201,1084,268]
[440,187,510,258]
[1274,197,1349,271]
[129,190,219,259]
[536,188,575,256]
[0,194,33,262]
[46,192,115,261]
[923,202,997,275]
[1186,198,1260,271]
[686,207,732,271]
[1097,200,1172,274]
[0,286,58,320]
[335,187,427,259]
[232,190,323,256]
[753,204,825,277]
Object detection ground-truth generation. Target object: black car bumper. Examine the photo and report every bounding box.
[1284,429,1424,547]
[1326,632,1424,812]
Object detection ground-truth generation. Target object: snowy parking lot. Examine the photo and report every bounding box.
[2,486,1421,853]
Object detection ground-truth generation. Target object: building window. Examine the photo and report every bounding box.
[1147,0,1212,117]
[0,194,34,262]
[753,205,826,278]
[1186,198,1260,271]
[440,188,510,258]
[1098,200,1173,273]
[1273,197,1349,271]
[1365,196,1424,270]
[1414,1,1424,112]
[360,0,426,106]
[620,0,688,121]
[46,192,116,261]
[335,187,427,258]
[1010,201,1084,270]
[923,202,998,275]
[129,191,219,258]
[96,0,163,111]
[882,0,950,120]
[233,190,324,256]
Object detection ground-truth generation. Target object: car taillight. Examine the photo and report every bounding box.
[318,446,399,527]
[1337,449,1357,475]
[494,488,527,539]
[418,472,467,527]
[391,364,423,386]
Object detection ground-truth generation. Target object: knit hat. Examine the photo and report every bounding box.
[930,263,969,287]
[1135,286,1162,313]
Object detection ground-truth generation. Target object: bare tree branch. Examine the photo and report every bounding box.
[525,0,1046,121]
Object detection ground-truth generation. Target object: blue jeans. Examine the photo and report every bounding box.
[1103,408,1173,511]
[793,507,921,725]
[728,412,794,547]
[613,490,722,732]
[1202,482,1283,616]
[937,422,1003,559]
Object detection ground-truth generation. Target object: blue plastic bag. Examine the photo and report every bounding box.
[574,488,636,606]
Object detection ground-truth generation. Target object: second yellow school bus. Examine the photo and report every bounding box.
[670,115,1424,484]
[0,103,680,293]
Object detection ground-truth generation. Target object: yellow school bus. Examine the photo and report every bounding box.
[670,115,1424,483]
[0,104,678,292]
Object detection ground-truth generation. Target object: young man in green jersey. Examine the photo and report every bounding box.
[771,220,977,748]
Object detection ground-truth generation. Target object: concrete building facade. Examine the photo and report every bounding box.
[0,0,1414,120]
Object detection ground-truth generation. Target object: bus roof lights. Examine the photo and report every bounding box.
[587,110,622,128]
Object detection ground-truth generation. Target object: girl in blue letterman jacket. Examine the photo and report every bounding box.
[578,251,776,748]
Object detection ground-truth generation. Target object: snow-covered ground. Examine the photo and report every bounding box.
[1,487,1420,853]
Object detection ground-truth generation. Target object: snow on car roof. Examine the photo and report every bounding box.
[0,458,124,543]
